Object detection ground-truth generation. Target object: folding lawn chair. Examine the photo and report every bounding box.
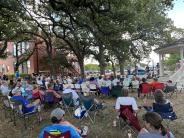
[44,92,55,108]
[80,95,97,123]
[153,103,177,127]
[44,131,71,138]
[24,90,33,101]
[111,86,122,98]
[89,84,98,95]
[74,84,82,93]
[141,84,152,98]
[2,96,13,121]
[153,83,165,92]
[61,93,75,117]
[119,105,141,132]
[10,98,40,129]
[100,86,110,96]
[164,83,177,98]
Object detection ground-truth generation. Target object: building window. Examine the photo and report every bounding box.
[27,60,31,68]
[13,42,29,56]
[13,44,16,56]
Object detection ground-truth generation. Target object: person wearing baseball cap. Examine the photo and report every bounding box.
[39,108,88,138]
[11,87,41,114]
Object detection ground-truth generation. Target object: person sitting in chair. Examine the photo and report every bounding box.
[150,78,162,90]
[138,78,148,98]
[11,88,41,114]
[113,88,139,126]
[138,112,174,138]
[143,89,172,112]
[115,88,139,113]
[63,84,79,106]
[40,108,88,138]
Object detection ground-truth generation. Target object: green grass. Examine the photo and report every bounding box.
[1,92,184,138]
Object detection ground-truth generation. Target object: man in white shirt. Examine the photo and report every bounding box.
[115,88,138,112]
[0,81,10,95]
[123,75,131,88]
[112,77,120,86]
[63,84,79,106]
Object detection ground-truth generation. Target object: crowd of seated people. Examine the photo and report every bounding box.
[0,73,177,138]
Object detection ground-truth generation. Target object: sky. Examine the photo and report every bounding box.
[148,0,184,65]
[85,0,184,65]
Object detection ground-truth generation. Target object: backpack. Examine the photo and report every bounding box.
[74,106,86,119]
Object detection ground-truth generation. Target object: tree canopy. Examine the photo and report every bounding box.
[0,0,181,77]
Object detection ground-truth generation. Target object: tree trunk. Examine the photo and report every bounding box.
[119,61,125,75]
[15,44,19,72]
[14,63,19,72]
[111,60,116,76]
[99,46,106,75]
[46,42,56,79]
[78,58,85,78]
[49,56,55,78]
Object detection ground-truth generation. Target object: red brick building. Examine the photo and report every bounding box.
[0,41,80,75]
[0,41,36,75]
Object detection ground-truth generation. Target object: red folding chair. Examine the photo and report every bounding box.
[141,84,152,94]
[141,84,152,98]
[44,131,71,138]
[119,105,141,132]
[153,83,165,91]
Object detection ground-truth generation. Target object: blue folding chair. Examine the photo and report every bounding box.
[10,98,40,129]
[24,90,33,101]
[80,95,97,123]
[100,86,110,96]
[153,103,177,127]
[61,93,75,117]
[164,83,177,98]
[44,92,55,109]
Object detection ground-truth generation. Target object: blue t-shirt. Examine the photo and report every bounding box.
[138,132,174,138]
[39,125,81,138]
[11,96,35,113]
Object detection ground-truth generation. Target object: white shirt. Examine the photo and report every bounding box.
[106,80,112,87]
[0,85,10,95]
[123,78,131,87]
[37,79,42,85]
[67,78,73,84]
[112,78,120,86]
[97,79,104,87]
[63,88,79,100]
[81,82,89,93]
[132,80,139,88]
[115,97,138,111]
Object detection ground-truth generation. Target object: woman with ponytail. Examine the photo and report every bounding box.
[138,112,174,138]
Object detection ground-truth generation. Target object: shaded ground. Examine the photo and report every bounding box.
[0,91,184,138]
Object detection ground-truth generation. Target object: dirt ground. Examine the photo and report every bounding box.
[0,91,184,138]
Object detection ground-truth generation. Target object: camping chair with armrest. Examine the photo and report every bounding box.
[152,83,165,92]
[164,83,177,98]
[10,98,40,129]
[74,84,82,93]
[61,93,75,117]
[153,102,177,127]
[44,92,55,109]
[89,84,98,95]
[111,86,122,98]
[80,95,97,123]
[2,96,13,121]
[141,84,152,98]
[100,86,110,96]
[119,105,141,133]
[24,90,33,101]
[44,131,71,138]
